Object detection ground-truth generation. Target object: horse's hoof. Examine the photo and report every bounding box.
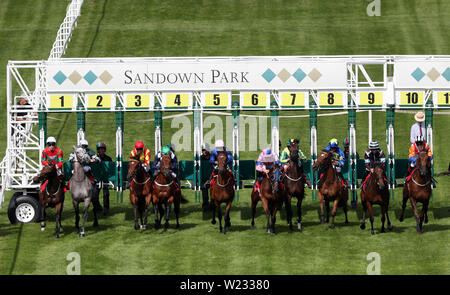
[371,230,375,235]
[271,232,277,236]
[176,223,180,229]
[345,220,349,224]
[79,232,85,237]
[211,219,216,225]
[54,234,59,239]
[93,222,99,227]
[134,224,139,230]
[226,221,231,228]
[399,217,404,222]
[59,227,64,233]
[388,224,393,231]
[219,226,223,233]
[41,227,45,232]
[297,223,302,231]
[380,228,386,233]
[329,224,335,229]
[360,223,366,230]
[164,223,169,229]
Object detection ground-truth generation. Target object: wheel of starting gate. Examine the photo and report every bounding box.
[8,193,40,224]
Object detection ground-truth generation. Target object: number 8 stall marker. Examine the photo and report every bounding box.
[317,91,347,108]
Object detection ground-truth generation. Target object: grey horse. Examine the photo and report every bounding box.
[70,146,98,237]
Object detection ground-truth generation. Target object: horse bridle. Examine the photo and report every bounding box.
[129,160,151,185]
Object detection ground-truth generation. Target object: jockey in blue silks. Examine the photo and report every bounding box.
[204,139,233,187]
[323,138,347,188]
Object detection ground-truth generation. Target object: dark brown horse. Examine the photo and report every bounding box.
[282,142,305,231]
[210,151,234,234]
[400,151,432,235]
[128,157,152,230]
[360,163,393,235]
[313,151,349,228]
[152,154,181,229]
[251,166,282,234]
[32,164,65,238]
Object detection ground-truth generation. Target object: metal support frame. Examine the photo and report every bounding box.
[232,100,240,201]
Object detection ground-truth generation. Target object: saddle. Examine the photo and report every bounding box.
[40,179,67,194]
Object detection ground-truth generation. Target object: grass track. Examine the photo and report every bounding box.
[0,0,449,274]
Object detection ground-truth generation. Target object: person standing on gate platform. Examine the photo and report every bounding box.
[93,142,112,215]
[410,111,426,144]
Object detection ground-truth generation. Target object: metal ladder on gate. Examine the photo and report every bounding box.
[0,0,85,208]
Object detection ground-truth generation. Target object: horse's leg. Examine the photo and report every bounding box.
[380,204,386,233]
[142,195,151,230]
[211,199,217,225]
[164,201,172,229]
[360,198,367,230]
[330,199,339,229]
[399,187,409,222]
[73,199,80,234]
[325,199,330,223]
[297,196,303,231]
[251,193,259,228]
[423,199,429,225]
[174,196,180,229]
[261,198,271,234]
[40,204,46,232]
[285,194,293,230]
[420,200,429,232]
[225,200,232,228]
[272,200,279,235]
[92,197,99,227]
[158,203,164,223]
[367,202,375,235]
[409,197,421,235]
[80,198,91,237]
[58,201,64,233]
[153,202,160,229]
[54,203,62,238]
[217,202,223,233]
[319,193,325,224]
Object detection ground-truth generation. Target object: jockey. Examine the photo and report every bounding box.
[165,142,179,175]
[204,139,233,187]
[153,145,180,189]
[362,141,386,183]
[279,138,307,170]
[323,138,347,188]
[68,139,100,183]
[255,147,282,188]
[41,136,64,182]
[406,136,433,179]
[129,141,151,174]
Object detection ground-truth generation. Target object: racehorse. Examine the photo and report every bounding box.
[128,156,153,230]
[360,163,393,235]
[32,164,65,238]
[152,154,181,229]
[282,142,306,231]
[399,151,432,235]
[313,150,349,228]
[210,151,234,234]
[70,146,99,237]
[251,166,282,234]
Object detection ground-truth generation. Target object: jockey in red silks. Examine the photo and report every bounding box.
[41,136,64,182]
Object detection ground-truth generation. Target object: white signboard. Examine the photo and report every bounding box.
[46,60,347,92]
[394,61,450,89]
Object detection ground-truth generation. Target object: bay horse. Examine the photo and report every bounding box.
[32,164,65,238]
[251,166,282,234]
[152,154,181,229]
[282,142,305,231]
[312,150,349,228]
[399,151,432,235]
[128,156,153,230]
[210,151,234,234]
[70,146,99,237]
[360,163,393,235]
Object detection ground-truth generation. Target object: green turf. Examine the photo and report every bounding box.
[0,0,449,274]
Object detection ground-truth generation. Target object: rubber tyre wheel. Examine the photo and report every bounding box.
[8,195,40,224]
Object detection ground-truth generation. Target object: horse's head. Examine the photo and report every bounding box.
[127,156,142,180]
[160,154,172,178]
[289,142,299,163]
[33,163,56,183]
[373,163,386,190]
[74,145,90,164]
[417,151,431,177]
[217,151,228,175]
[313,150,332,172]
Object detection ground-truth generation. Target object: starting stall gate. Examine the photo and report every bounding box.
[1,55,449,223]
